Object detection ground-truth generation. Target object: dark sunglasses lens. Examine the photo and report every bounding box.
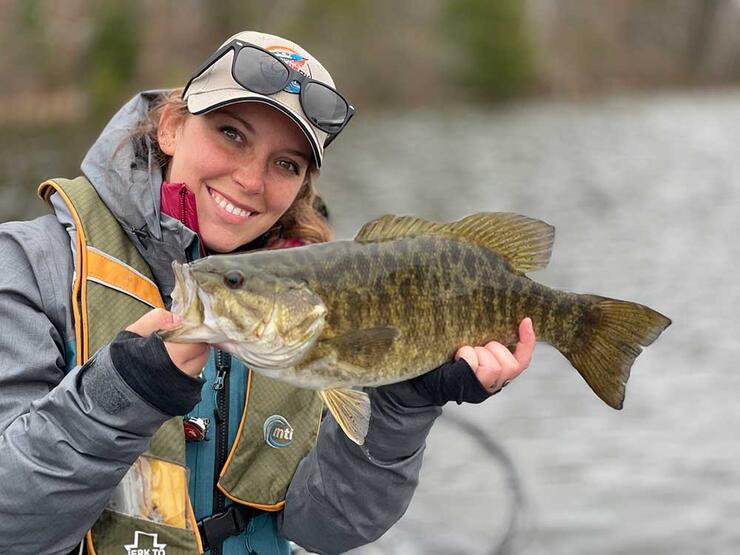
[302,82,348,134]
[234,47,289,95]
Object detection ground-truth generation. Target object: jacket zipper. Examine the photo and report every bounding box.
[212,348,231,553]
[180,185,205,258]
[179,186,188,225]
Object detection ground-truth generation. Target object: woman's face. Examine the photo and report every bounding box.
[159,102,312,252]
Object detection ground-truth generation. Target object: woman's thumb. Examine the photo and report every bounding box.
[126,308,182,337]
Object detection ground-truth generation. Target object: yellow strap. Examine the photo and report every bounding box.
[87,248,164,309]
[39,180,89,363]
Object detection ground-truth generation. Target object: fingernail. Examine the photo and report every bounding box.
[501,379,512,388]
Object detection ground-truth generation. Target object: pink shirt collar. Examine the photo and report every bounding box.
[160,181,200,234]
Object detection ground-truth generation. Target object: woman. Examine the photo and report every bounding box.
[0,31,535,555]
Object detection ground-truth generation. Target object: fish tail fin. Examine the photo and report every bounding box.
[319,388,371,445]
[561,296,671,409]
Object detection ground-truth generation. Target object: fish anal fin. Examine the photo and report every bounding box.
[320,388,371,445]
[320,326,401,365]
[355,212,555,272]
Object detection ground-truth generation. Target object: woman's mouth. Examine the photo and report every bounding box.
[208,187,256,221]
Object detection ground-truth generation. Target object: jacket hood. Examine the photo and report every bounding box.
[80,90,198,298]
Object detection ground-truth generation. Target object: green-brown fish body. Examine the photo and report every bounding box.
[251,236,575,387]
[164,213,671,444]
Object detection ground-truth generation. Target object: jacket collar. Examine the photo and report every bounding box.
[78,90,198,299]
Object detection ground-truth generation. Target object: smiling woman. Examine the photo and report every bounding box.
[132,89,332,251]
[158,102,312,252]
[0,30,535,555]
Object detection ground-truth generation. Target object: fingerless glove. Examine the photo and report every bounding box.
[109,330,205,415]
[408,359,494,406]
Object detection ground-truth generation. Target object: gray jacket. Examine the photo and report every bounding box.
[0,92,441,554]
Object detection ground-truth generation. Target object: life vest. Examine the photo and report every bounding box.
[39,177,324,555]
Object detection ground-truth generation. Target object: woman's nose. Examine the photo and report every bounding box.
[232,160,267,194]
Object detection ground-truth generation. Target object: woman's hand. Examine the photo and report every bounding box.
[400,317,536,407]
[126,308,210,378]
[455,317,535,393]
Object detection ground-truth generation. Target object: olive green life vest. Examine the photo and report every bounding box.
[39,177,324,555]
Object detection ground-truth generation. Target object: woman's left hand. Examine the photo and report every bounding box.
[454,317,535,394]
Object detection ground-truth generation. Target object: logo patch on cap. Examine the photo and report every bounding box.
[263,415,295,448]
[267,45,311,94]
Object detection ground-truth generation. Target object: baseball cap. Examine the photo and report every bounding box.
[182,31,345,167]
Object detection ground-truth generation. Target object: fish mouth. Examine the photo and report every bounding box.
[164,261,209,341]
[171,262,196,321]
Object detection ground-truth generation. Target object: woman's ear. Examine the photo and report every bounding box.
[158,104,184,156]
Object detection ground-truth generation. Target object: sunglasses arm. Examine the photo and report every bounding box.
[323,106,355,148]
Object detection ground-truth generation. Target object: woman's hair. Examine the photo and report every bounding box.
[130,88,334,245]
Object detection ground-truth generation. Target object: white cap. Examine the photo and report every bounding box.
[183,31,340,167]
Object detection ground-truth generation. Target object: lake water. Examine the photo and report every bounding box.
[2,89,739,554]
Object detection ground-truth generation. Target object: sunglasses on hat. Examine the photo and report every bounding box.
[183,39,355,146]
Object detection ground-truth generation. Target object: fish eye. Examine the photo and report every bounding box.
[224,270,245,289]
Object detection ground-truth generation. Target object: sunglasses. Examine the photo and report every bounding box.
[183,39,355,146]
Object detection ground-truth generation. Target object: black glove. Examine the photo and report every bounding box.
[407,359,495,407]
[109,330,205,416]
[359,360,494,460]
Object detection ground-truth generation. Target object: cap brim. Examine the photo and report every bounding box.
[186,89,323,167]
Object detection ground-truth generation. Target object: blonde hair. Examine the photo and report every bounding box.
[131,88,334,246]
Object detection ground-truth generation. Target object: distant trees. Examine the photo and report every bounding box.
[1,0,739,125]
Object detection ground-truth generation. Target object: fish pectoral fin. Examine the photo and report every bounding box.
[319,326,401,365]
[355,213,554,273]
[320,388,371,446]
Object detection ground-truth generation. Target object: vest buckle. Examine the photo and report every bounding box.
[197,504,262,551]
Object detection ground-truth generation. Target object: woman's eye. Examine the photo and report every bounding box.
[220,126,242,142]
[276,159,299,175]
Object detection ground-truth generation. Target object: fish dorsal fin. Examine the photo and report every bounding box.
[355,212,555,272]
[355,215,443,242]
[320,388,371,445]
[319,326,401,366]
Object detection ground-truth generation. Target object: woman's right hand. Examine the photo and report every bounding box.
[126,308,210,378]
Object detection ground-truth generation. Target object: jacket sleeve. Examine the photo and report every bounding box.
[0,221,201,555]
[279,381,441,554]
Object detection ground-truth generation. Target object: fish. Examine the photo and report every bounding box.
[162,213,671,445]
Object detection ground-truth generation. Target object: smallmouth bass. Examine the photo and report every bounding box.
[163,213,671,445]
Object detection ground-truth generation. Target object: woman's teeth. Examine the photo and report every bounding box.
[210,189,252,218]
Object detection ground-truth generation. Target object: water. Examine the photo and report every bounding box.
[2,89,739,554]
[320,90,740,555]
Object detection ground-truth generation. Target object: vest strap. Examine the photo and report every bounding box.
[86,247,162,309]
[39,177,202,554]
